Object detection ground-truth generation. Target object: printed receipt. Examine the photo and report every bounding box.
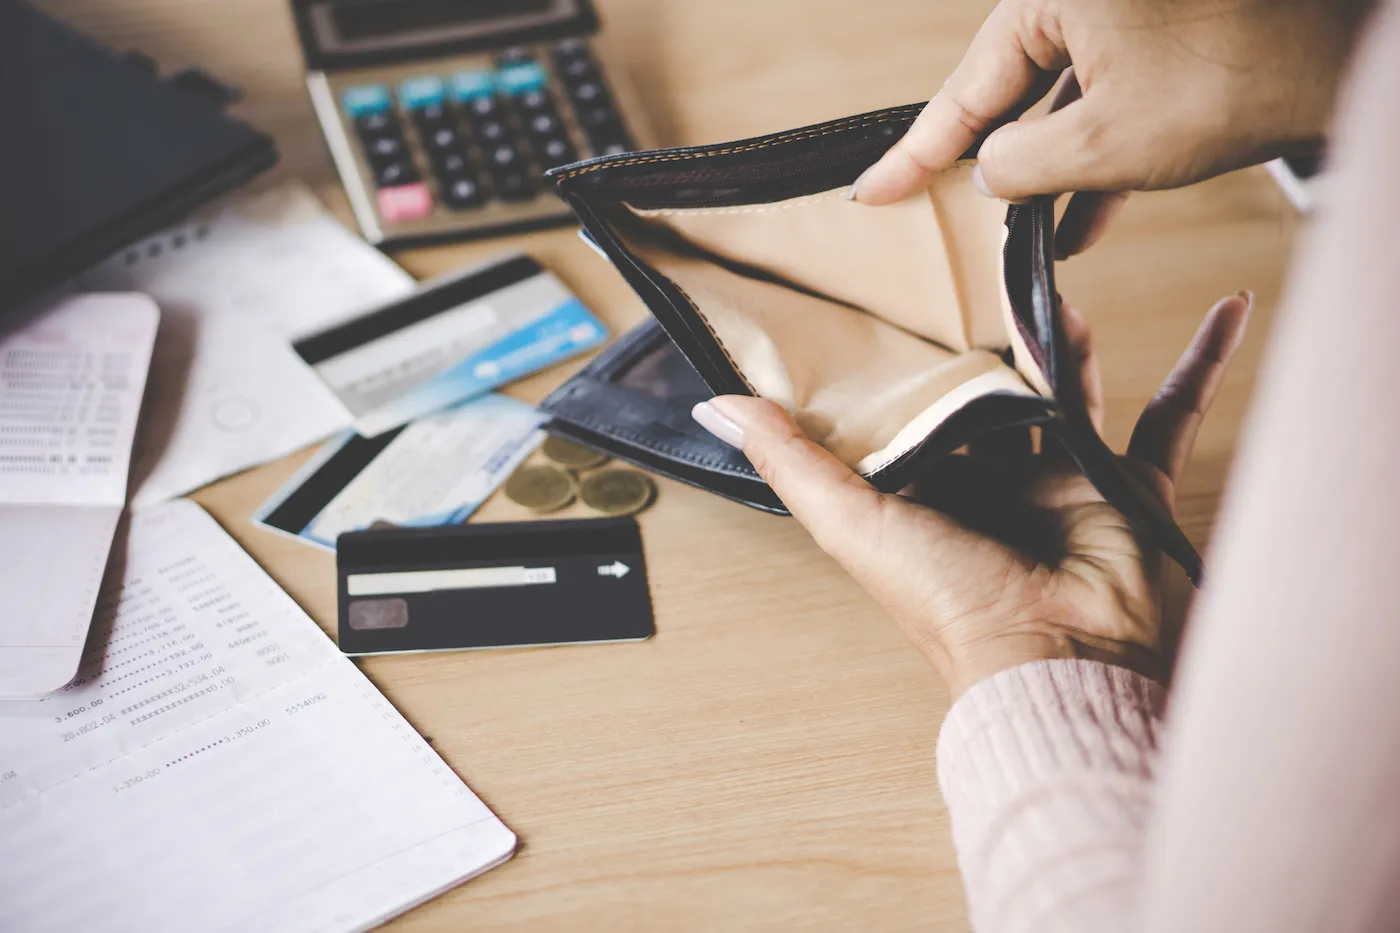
[0,501,515,933]
[0,293,159,698]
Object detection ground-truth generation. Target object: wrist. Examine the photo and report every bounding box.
[938,630,1162,700]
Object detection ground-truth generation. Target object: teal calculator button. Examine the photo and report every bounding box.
[450,70,496,101]
[342,84,391,116]
[496,63,547,95]
[398,76,445,110]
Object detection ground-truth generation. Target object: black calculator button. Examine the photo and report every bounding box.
[597,140,631,156]
[517,88,553,113]
[538,136,577,166]
[413,100,450,125]
[364,135,406,162]
[434,151,470,175]
[496,47,535,66]
[571,82,608,105]
[425,125,459,151]
[488,144,522,170]
[558,56,597,82]
[527,111,562,137]
[442,175,484,209]
[374,159,418,187]
[475,119,509,144]
[356,111,400,137]
[493,170,535,201]
[467,95,500,120]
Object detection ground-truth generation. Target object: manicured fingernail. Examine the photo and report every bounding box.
[1236,289,1255,310]
[844,166,873,201]
[692,401,745,448]
[971,164,1029,205]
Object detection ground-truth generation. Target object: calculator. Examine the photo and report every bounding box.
[293,0,650,248]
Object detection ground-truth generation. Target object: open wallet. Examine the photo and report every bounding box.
[540,103,1204,584]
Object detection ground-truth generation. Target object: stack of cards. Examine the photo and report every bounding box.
[256,253,608,548]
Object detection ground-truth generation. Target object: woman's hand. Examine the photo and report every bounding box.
[853,0,1368,257]
[691,293,1251,697]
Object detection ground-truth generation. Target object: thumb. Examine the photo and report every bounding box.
[692,396,885,554]
[974,98,1136,202]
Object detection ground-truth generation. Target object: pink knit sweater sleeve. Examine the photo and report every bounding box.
[936,3,1400,931]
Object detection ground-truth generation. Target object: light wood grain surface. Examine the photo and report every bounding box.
[39,0,1300,928]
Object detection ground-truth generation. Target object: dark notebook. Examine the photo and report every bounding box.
[0,0,277,312]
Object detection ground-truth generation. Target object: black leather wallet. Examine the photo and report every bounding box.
[540,104,1203,583]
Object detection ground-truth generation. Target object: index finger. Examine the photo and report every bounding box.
[853,4,1068,205]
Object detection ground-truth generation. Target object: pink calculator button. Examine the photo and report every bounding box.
[376,183,432,222]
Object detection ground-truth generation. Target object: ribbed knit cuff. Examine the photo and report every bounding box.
[937,660,1166,933]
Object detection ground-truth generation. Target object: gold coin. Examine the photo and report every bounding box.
[579,468,656,516]
[541,436,610,470]
[504,465,577,512]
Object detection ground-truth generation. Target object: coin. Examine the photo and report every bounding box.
[579,468,656,516]
[504,465,577,512]
[541,436,610,470]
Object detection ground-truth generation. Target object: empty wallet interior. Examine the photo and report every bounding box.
[604,162,1053,474]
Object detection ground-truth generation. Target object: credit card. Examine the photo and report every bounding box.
[253,394,544,551]
[292,253,607,437]
[336,517,654,656]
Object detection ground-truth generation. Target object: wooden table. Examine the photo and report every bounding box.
[40,0,1299,928]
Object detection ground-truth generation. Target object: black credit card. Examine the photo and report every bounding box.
[335,517,654,656]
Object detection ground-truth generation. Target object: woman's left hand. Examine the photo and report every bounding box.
[691,292,1251,697]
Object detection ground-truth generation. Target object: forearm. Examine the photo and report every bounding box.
[938,659,1163,933]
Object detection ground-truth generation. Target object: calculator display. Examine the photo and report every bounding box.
[334,0,558,42]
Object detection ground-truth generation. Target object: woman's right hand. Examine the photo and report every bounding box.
[853,0,1369,257]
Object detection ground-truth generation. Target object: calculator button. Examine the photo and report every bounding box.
[441,176,484,209]
[475,119,509,144]
[376,183,433,222]
[496,62,548,96]
[487,144,522,170]
[413,100,451,126]
[527,111,562,137]
[538,136,577,166]
[496,47,535,67]
[355,110,399,137]
[466,95,501,120]
[374,159,419,187]
[398,75,445,111]
[342,84,391,117]
[558,55,597,82]
[364,135,406,162]
[597,140,631,156]
[424,125,460,151]
[493,171,535,202]
[576,104,619,129]
[571,81,607,106]
[450,70,496,102]
[517,88,553,113]
[434,151,470,176]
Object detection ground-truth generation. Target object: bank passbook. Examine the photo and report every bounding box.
[336,518,654,655]
[293,252,606,437]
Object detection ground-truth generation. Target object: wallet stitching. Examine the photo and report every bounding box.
[631,191,845,216]
[662,277,757,395]
[553,107,924,180]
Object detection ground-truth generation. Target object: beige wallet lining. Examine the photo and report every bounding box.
[612,162,1047,473]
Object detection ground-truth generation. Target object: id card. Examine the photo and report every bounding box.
[254,394,544,551]
[293,253,607,437]
[336,517,654,656]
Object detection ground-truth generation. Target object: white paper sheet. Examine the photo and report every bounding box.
[79,184,414,507]
[0,293,159,697]
[0,500,515,933]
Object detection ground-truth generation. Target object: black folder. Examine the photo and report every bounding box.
[0,0,278,313]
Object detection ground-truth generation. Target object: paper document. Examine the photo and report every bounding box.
[79,184,414,507]
[0,500,516,933]
[255,393,545,551]
[0,293,159,697]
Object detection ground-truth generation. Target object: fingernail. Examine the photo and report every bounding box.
[844,166,873,202]
[1236,288,1255,310]
[971,163,1029,205]
[692,400,745,448]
